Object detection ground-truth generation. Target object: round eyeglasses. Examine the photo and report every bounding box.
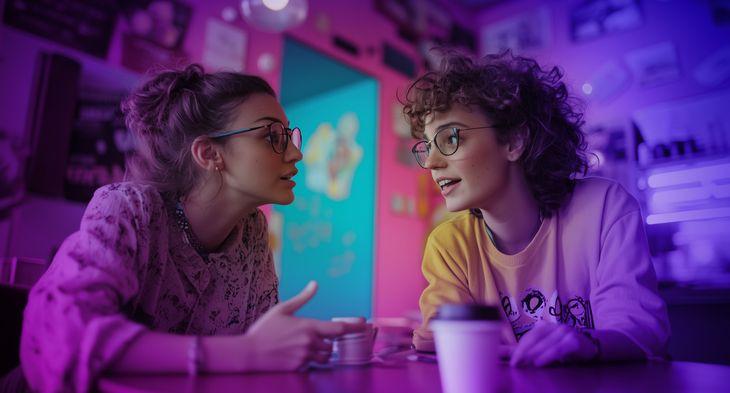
[208,122,302,154]
[411,126,496,168]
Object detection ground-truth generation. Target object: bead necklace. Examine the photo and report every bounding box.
[175,200,209,259]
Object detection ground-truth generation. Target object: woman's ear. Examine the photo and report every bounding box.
[506,128,527,162]
[191,136,224,172]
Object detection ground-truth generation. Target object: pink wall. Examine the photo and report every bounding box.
[1,0,442,318]
[182,0,439,318]
[268,0,431,318]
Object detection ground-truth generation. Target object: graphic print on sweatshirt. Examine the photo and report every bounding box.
[500,288,595,340]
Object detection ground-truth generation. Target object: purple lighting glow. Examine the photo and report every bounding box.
[647,207,730,225]
[643,159,730,225]
[647,161,730,189]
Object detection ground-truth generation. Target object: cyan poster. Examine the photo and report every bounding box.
[274,39,378,320]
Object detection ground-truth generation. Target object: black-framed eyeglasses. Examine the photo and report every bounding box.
[411,126,496,169]
[208,122,302,154]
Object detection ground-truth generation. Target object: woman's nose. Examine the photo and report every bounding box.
[284,139,303,162]
[423,148,445,169]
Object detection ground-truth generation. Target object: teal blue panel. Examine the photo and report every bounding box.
[280,39,369,106]
[275,39,378,320]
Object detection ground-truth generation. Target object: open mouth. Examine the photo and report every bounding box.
[437,178,461,190]
[280,170,298,181]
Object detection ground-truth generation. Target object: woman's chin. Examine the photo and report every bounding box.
[444,199,468,212]
[276,193,295,205]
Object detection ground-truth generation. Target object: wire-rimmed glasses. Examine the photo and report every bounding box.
[411,126,495,168]
[208,122,302,154]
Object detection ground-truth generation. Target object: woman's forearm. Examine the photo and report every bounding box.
[109,331,249,374]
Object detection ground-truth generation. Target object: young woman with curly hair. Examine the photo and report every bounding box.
[20,65,363,392]
[404,51,669,367]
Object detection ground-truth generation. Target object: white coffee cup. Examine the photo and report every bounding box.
[430,304,502,393]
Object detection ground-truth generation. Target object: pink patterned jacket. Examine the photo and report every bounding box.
[20,182,279,393]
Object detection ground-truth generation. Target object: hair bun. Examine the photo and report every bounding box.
[122,64,207,139]
[179,64,204,86]
[166,64,204,97]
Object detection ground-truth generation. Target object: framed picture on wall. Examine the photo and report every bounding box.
[120,0,191,50]
[570,0,643,43]
[376,0,447,43]
[480,6,551,55]
[624,41,680,88]
[64,93,135,202]
[202,18,247,72]
[374,0,476,53]
[119,0,191,73]
[3,0,118,58]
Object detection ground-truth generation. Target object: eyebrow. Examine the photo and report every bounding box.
[252,116,290,126]
[425,121,469,139]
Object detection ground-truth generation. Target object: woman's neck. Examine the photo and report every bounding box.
[479,167,541,255]
[181,180,256,252]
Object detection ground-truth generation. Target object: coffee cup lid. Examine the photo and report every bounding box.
[434,303,500,321]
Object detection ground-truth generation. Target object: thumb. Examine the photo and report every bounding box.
[277,281,317,315]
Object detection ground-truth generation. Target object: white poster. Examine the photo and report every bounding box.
[202,18,246,72]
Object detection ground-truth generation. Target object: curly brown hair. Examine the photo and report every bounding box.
[121,64,275,197]
[402,50,589,217]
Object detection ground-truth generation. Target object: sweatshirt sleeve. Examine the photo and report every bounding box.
[20,185,149,393]
[591,208,670,359]
[414,230,475,352]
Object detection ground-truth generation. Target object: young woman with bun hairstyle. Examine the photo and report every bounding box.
[20,65,363,392]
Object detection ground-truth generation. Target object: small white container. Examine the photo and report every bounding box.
[430,304,502,393]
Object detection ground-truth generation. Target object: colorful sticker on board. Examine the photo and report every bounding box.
[303,112,363,201]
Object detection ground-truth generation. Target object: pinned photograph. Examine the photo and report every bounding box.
[480,6,551,55]
[624,41,680,88]
[571,0,643,42]
[119,0,192,72]
[122,0,191,50]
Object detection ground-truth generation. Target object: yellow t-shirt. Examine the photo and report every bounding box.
[414,178,669,358]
